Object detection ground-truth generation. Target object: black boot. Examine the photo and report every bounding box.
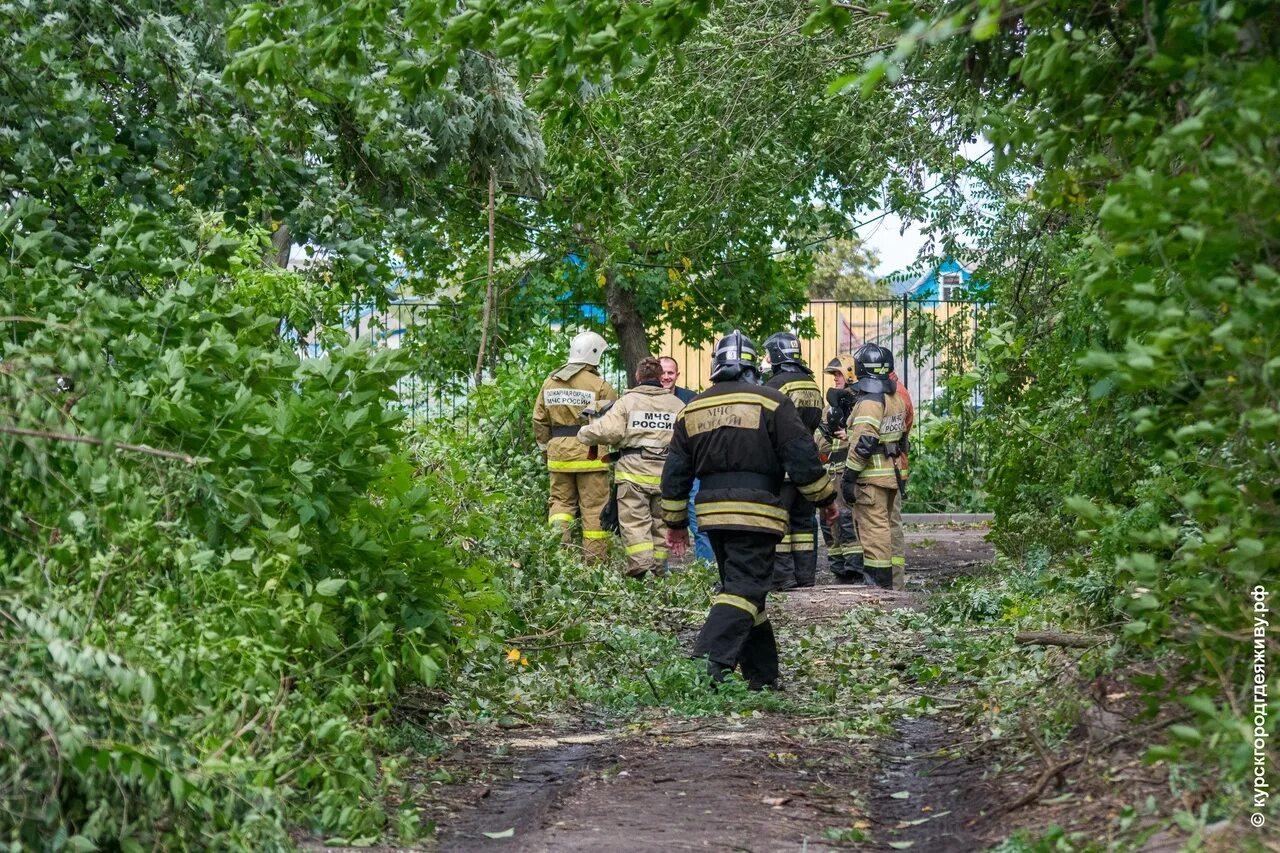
[866,567,894,589]
[738,620,779,691]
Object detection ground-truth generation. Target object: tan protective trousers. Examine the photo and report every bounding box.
[616,481,667,576]
[851,481,905,589]
[548,471,611,562]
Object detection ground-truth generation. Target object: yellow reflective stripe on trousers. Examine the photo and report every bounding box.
[860,468,897,478]
[548,513,574,524]
[654,548,668,560]
[547,459,610,472]
[711,593,758,617]
[582,530,611,540]
[789,533,816,551]
[625,542,654,555]
[616,470,663,486]
[847,544,864,554]
[891,556,905,566]
[864,557,892,568]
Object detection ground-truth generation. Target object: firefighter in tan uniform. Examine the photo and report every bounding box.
[532,331,619,562]
[818,354,863,582]
[840,343,910,589]
[577,357,685,577]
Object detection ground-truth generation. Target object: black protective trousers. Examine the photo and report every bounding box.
[771,483,818,589]
[693,530,781,687]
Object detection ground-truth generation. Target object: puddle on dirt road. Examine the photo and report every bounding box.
[871,715,989,852]
[438,743,608,852]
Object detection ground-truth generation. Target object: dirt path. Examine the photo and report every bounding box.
[429,526,996,852]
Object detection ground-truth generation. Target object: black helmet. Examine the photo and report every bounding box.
[852,342,894,393]
[763,331,806,372]
[710,329,760,383]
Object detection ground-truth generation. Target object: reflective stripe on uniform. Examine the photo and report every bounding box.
[548,459,610,472]
[891,556,905,566]
[548,513,575,524]
[661,498,688,511]
[847,543,865,554]
[851,415,881,427]
[864,557,892,568]
[679,393,780,416]
[616,470,663,486]
[697,501,788,521]
[654,548,668,560]
[859,467,897,478]
[625,542,654,555]
[582,530,611,539]
[697,512,786,534]
[796,477,834,504]
[712,593,758,617]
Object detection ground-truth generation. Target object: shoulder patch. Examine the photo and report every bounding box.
[544,388,596,409]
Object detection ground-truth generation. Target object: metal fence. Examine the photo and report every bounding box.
[326,296,990,510]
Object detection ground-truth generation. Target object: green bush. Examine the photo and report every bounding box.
[0,233,478,847]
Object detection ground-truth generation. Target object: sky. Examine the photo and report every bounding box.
[855,138,992,278]
[857,211,928,277]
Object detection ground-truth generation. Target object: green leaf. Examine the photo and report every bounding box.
[890,790,911,799]
[971,9,999,41]
[315,578,347,596]
[482,828,515,839]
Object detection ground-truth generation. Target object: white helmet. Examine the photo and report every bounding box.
[568,330,608,366]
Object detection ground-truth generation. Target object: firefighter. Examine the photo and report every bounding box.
[576,356,685,577]
[840,343,909,589]
[762,332,824,590]
[532,331,619,562]
[662,331,838,689]
[887,368,914,586]
[819,355,863,583]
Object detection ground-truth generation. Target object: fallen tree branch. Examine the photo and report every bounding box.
[0,425,197,465]
[1003,754,1085,813]
[1014,631,1110,648]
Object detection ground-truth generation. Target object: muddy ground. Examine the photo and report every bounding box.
[382,525,1238,852]
[410,526,1008,852]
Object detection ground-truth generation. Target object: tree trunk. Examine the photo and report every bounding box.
[268,222,292,268]
[474,170,496,385]
[603,269,649,386]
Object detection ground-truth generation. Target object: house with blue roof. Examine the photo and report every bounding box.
[892,257,984,303]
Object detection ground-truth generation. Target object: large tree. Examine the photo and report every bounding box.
[530,0,958,378]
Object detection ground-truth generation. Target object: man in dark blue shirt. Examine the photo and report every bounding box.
[660,356,697,405]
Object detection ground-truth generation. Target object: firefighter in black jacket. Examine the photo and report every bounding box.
[762,331,824,590]
[662,331,838,689]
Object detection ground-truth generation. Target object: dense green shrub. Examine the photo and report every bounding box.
[0,232,480,847]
